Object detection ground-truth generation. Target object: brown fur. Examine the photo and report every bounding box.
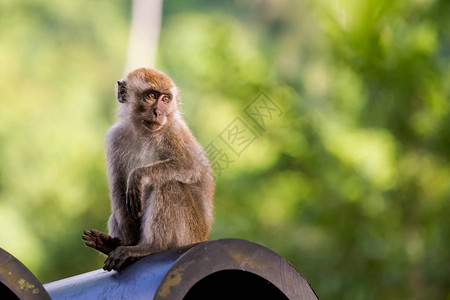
[83,68,214,271]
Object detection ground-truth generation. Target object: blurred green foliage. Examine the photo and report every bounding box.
[0,0,449,299]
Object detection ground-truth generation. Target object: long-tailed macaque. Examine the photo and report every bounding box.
[82,68,214,271]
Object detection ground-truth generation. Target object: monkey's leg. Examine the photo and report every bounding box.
[103,182,207,271]
[103,186,172,271]
[82,229,122,255]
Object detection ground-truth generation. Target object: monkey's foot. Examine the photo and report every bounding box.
[82,229,122,256]
[103,246,135,271]
[103,245,155,271]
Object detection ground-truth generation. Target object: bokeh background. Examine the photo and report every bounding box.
[1,0,449,299]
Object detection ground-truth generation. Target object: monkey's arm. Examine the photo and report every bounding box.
[108,163,142,245]
[134,158,201,186]
[125,158,199,218]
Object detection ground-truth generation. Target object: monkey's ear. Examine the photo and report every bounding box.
[117,80,127,103]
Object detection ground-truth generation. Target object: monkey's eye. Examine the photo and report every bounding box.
[162,96,171,103]
[145,92,157,101]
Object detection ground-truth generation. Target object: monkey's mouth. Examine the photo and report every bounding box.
[142,120,162,131]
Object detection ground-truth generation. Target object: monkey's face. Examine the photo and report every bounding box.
[117,68,179,132]
[139,89,176,131]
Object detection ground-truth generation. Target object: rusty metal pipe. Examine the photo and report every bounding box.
[1,239,318,299]
[0,248,51,300]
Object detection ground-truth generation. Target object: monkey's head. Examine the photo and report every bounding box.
[116,68,179,132]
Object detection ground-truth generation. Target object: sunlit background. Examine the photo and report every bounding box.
[1,0,449,299]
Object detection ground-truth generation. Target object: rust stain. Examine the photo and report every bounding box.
[229,250,245,264]
[158,268,182,298]
[17,278,36,291]
[228,250,266,270]
[158,260,195,298]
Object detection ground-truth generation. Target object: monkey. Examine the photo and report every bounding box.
[82,68,214,271]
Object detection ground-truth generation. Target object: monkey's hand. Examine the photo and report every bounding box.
[126,168,143,220]
[103,246,136,271]
[82,229,122,256]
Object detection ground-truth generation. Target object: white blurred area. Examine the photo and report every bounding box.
[124,0,163,74]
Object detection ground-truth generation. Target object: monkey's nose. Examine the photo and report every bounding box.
[153,108,159,118]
